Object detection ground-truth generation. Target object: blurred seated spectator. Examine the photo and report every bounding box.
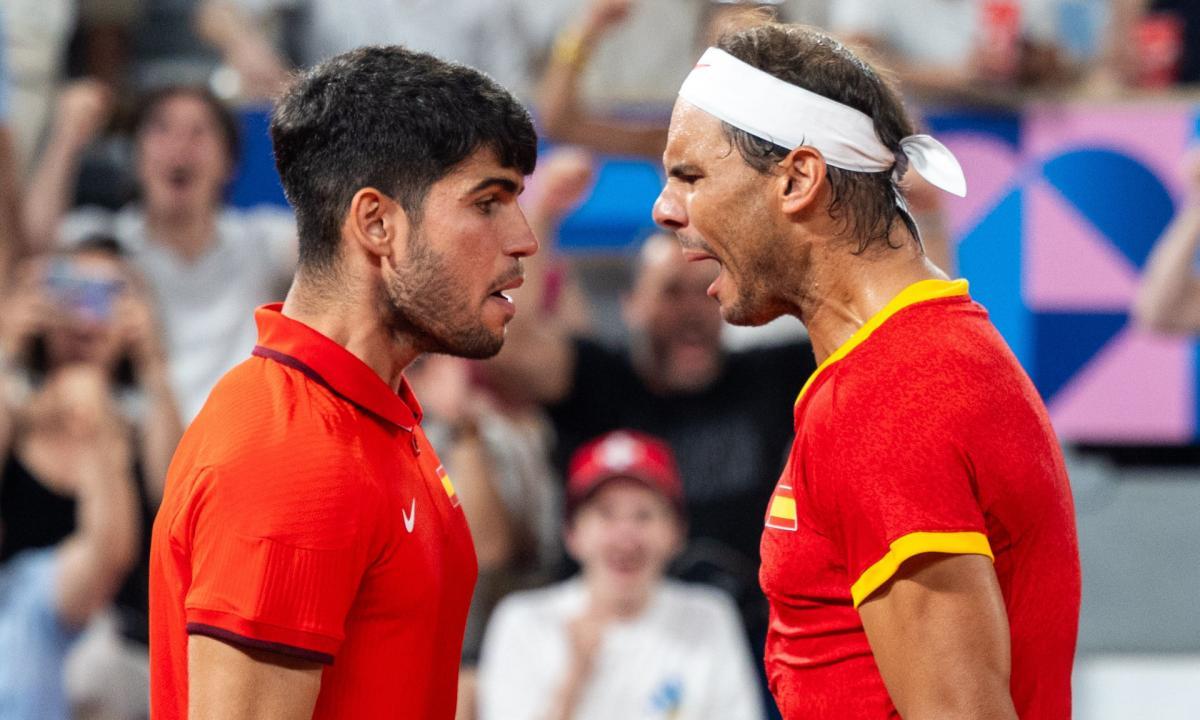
[0,365,140,720]
[23,81,297,421]
[0,239,182,720]
[487,206,817,641]
[829,0,1080,102]
[477,430,763,720]
[1133,154,1200,333]
[196,0,567,101]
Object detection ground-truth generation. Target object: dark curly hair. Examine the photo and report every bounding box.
[270,45,538,273]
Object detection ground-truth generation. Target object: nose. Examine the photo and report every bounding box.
[652,185,687,231]
[505,210,540,259]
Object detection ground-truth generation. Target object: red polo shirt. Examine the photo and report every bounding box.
[149,304,478,719]
[761,280,1080,719]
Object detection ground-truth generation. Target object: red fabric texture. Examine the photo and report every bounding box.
[150,304,478,719]
[761,291,1080,719]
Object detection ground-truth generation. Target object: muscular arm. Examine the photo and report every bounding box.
[189,635,323,720]
[1132,203,1200,334]
[858,553,1017,720]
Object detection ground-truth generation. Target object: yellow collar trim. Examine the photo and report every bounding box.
[795,278,970,406]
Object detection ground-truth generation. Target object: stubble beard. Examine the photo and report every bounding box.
[382,231,503,360]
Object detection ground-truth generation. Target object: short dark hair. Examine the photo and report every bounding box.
[270,45,539,272]
[131,85,241,164]
[716,24,919,252]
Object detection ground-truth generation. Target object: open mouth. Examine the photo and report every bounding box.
[167,166,195,189]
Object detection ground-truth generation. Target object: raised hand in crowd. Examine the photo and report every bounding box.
[22,80,114,253]
[538,0,667,157]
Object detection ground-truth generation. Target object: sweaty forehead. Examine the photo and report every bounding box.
[663,99,728,168]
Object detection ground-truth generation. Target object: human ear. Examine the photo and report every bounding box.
[778,146,827,217]
[345,188,407,261]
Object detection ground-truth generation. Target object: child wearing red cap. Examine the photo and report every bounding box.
[477,430,764,720]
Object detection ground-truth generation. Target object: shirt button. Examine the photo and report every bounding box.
[411,434,420,455]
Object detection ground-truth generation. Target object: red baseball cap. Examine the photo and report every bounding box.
[566,430,685,518]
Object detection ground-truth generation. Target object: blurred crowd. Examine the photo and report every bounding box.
[2,0,1200,719]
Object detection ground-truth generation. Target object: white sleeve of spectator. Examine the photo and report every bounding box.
[706,592,766,720]
[58,206,117,247]
[828,0,885,39]
[477,597,551,720]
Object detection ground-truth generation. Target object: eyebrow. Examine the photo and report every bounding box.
[465,177,521,196]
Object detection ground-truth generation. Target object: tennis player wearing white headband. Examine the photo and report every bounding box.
[652,23,1080,720]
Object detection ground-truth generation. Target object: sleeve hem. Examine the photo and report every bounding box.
[185,607,341,663]
[187,623,334,665]
[850,530,993,608]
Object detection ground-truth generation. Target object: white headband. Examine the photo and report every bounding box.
[678,48,967,197]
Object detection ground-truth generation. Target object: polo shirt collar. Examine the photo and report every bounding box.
[252,303,423,430]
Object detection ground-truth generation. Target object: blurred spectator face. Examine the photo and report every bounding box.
[624,235,724,392]
[566,478,683,599]
[653,102,788,328]
[40,251,130,369]
[135,93,234,219]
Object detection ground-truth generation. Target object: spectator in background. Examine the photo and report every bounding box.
[195,0,568,101]
[1,0,143,171]
[0,366,140,720]
[829,0,1079,101]
[1133,154,1200,333]
[478,430,763,720]
[487,215,816,644]
[0,240,181,719]
[23,81,296,421]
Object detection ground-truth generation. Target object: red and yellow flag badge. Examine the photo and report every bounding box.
[765,484,798,531]
[436,465,460,508]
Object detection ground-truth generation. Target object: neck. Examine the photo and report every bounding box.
[144,205,218,261]
[792,231,947,364]
[282,270,422,391]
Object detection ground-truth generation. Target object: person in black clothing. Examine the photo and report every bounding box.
[489,230,815,631]
[0,238,182,719]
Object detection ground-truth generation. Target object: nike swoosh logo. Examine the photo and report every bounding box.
[402,499,416,533]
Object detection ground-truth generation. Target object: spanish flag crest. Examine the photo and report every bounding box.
[436,464,460,508]
[765,483,798,531]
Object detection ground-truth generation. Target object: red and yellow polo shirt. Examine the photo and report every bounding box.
[761,279,1080,719]
[149,304,477,719]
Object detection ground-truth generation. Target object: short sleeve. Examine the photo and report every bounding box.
[177,465,374,664]
[828,0,886,39]
[808,375,993,608]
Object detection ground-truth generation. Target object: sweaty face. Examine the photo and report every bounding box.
[652,101,793,327]
[136,94,232,219]
[567,479,682,600]
[382,148,536,359]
